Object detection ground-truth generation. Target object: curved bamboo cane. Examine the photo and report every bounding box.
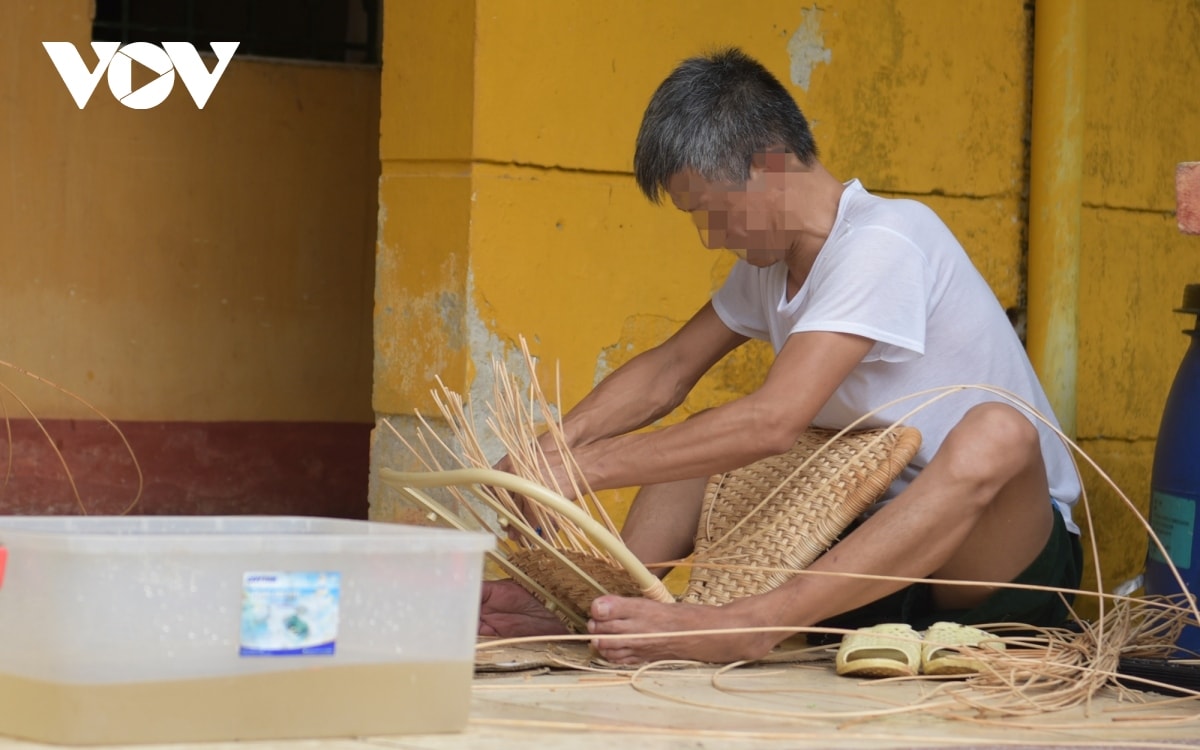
[392,484,590,631]
[380,467,674,603]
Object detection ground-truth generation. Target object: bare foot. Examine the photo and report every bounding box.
[586,595,783,664]
[478,579,569,638]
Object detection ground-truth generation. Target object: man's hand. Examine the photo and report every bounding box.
[478,579,570,638]
[492,431,577,497]
[491,436,577,541]
[490,453,537,540]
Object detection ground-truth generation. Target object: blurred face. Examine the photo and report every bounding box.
[665,168,786,267]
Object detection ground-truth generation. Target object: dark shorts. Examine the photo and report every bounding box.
[819,507,1083,634]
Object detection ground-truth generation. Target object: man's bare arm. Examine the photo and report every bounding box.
[558,302,747,448]
[572,329,874,490]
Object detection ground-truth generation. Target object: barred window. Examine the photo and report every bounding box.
[92,0,380,65]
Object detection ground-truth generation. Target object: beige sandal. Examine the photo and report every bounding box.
[835,623,922,678]
[921,621,1005,676]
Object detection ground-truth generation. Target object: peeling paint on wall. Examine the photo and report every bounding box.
[592,314,774,422]
[437,291,465,350]
[375,200,388,247]
[593,339,635,388]
[787,6,832,92]
[466,267,556,465]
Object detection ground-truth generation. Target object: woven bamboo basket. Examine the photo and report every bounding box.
[681,426,923,605]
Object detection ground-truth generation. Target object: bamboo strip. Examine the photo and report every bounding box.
[381,468,614,599]
[391,484,588,631]
[381,467,673,603]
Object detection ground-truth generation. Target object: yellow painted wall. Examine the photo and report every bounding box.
[373,1,1200,603]
[1076,0,1200,595]
[465,0,1027,304]
[1,0,379,423]
[372,0,1029,523]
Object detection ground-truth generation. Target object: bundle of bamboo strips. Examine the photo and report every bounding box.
[380,337,672,631]
[913,594,1197,719]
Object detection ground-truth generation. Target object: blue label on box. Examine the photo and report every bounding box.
[240,571,341,657]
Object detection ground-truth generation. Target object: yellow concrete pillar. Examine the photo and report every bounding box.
[1027,0,1087,437]
[374,1,476,415]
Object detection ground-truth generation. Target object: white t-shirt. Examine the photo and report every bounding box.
[711,179,1080,532]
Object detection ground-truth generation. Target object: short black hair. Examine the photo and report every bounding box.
[633,47,818,203]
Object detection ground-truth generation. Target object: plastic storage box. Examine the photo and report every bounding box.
[0,516,492,745]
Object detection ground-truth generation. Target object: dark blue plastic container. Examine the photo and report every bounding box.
[1146,284,1200,655]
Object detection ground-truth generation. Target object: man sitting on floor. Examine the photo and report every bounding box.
[479,47,1082,665]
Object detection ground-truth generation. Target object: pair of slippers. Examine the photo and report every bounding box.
[835,621,1006,678]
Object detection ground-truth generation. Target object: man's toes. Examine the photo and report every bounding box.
[588,597,640,632]
[594,643,639,664]
[588,616,625,635]
[590,594,625,621]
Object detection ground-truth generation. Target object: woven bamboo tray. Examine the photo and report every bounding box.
[682,426,922,605]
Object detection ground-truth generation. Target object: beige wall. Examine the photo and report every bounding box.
[1,0,378,424]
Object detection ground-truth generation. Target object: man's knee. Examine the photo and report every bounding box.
[961,401,1040,445]
[939,402,1042,489]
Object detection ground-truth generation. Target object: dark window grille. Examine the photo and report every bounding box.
[93,0,380,64]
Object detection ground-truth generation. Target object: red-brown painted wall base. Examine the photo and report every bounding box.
[0,420,370,519]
